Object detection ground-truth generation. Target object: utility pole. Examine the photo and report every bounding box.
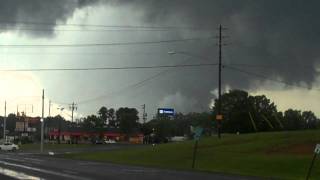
[57,107,64,144]
[3,101,6,141]
[48,100,51,117]
[69,102,78,123]
[216,24,226,139]
[41,89,44,153]
[142,104,147,124]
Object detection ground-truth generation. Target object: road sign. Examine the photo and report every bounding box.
[306,144,320,180]
[216,114,223,120]
[193,126,203,141]
[158,108,174,116]
[314,144,320,154]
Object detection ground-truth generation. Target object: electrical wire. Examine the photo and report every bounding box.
[226,63,313,69]
[0,63,218,72]
[0,37,213,48]
[0,20,208,30]
[78,59,217,104]
[0,27,209,33]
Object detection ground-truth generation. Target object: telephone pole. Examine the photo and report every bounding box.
[48,100,51,117]
[3,101,6,141]
[142,104,147,124]
[69,102,78,123]
[216,24,227,139]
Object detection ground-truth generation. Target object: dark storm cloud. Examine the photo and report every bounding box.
[106,0,320,87]
[101,0,320,112]
[3,0,318,86]
[2,0,320,113]
[0,0,99,37]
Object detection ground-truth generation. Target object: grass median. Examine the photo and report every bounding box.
[63,130,320,180]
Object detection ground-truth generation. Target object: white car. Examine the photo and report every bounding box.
[104,139,116,144]
[0,143,19,151]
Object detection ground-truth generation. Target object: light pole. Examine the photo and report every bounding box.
[41,89,44,153]
[57,107,64,144]
[3,101,6,142]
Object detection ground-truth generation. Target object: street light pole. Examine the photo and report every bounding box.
[57,107,64,144]
[3,101,6,141]
[217,25,223,139]
[41,89,44,153]
[142,104,147,124]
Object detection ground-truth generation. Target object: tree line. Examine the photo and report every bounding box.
[1,89,319,143]
[142,89,320,142]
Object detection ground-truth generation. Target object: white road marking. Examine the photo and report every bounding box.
[0,160,91,180]
[0,166,44,180]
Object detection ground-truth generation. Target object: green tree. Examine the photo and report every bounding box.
[283,109,303,130]
[302,111,319,129]
[98,106,108,126]
[81,116,95,131]
[213,90,252,133]
[87,115,104,129]
[6,114,18,134]
[213,89,279,133]
[107,108,116,127]
[116,107,139,138]
[248,95,278,131]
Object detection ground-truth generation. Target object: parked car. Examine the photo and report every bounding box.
[94,139,104,144]
[104,139,116,144]
[0,143,19,151]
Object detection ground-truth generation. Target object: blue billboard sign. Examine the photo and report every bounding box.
[158,108,174,116]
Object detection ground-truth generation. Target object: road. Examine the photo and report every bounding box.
[0,152,263,180]
[22,144,145,155]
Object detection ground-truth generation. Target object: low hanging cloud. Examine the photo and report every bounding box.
[158,92,203,113]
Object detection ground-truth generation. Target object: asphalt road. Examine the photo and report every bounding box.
[22,143,145,155]
[0,151,263,180]
[0,174,16,180]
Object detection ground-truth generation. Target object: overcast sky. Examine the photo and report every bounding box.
[1,0,320,121]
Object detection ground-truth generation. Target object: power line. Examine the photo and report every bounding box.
[0,63,218,72]
[225,63,279,68]
[0,51,172,55]
[225,63,313,69]
[78,56,217,104]
[78,64,215,104]
[77,70,167,104]
[0,20,208,30]
[0,27,209,33]
[0,37,213,48]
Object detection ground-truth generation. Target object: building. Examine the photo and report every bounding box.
[48,130,143,144]
[15,113,41,142]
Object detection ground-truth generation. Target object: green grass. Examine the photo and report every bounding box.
[63,130,320,180]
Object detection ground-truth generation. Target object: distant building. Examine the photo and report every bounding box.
[48,130,143,144]
[15,113,40,141]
